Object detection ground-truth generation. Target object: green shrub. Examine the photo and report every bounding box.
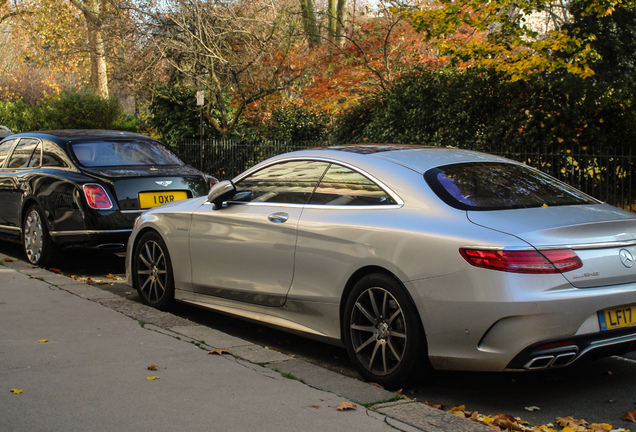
[331,68,636,150]
[0,92,139,133]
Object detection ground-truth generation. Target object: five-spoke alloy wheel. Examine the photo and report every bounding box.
[133,231,174,310]
[344,273,427,388]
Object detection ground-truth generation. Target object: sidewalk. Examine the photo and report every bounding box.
[0,253,489,432]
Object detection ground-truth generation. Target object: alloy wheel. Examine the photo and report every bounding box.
[349,287,407,376]
[136,240,169,304]
[24,209,44,265]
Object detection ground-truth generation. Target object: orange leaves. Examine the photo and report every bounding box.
[623,411,636,423]
[430,404,631,432]
[2,257,15,262]
[208,348,232,356]
[336,402,356,411]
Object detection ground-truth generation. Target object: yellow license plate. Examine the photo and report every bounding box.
[139,191,188,209]
[599,305,636,331]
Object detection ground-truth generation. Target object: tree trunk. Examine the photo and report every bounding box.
[327,0,347,43]
[70,0,109,99]
[299,0,320,48]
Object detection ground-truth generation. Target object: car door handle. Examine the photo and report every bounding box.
[268,212,289,223]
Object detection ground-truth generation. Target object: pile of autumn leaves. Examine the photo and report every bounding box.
[438,404,635,432]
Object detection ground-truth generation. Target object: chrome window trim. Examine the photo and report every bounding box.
[232,156,404,207]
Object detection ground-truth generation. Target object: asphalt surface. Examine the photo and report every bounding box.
[0,249,492,432]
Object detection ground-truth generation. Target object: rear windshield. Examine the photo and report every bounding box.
[425,162,597,210]
[71,140,185,167]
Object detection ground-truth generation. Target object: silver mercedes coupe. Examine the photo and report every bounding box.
[126,145,636,387]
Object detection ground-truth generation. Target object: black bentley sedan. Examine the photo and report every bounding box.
[0,130,215,267]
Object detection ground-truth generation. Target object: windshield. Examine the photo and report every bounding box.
[425,162,598,210]
[71,140,185,167]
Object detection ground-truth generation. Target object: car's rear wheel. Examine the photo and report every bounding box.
[343,273,428,388]
[133,231,174,310]
[22,204,55,267]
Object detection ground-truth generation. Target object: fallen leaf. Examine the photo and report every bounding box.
[588,424,612,431]
[492,417,524,431]
[208,349,232,356]
[425,401,443,410]
[38,339,49,343]
[28,265,38,268]
[309,405,320,409]
[146,376,159,380]
[336,402,356,411]
[147,365,159,371]
[525,406,541,412]
[368,382,384,389]
[2,257,15,262]
[622,411,636,423]
[106,273,120,279]
[10,389,23,394]
[49,268,62,274]
[85,278,95,284]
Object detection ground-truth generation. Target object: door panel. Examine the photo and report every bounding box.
[189,203,302,306]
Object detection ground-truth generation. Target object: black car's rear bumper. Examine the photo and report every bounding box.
[50,229,132,251]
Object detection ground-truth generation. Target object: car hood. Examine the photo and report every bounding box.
[468,204,636,288]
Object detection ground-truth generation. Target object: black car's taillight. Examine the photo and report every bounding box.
[83,184,113,209]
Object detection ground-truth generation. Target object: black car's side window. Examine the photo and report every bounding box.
[0,139,18,167]
[7,138,39,169]
[42,141,71,168]
[234,160,329,204]
[309,164,396,206]
[28,143,42,167]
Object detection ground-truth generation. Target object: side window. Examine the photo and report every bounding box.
[42,140,71,168]
[309,164,396,206]
[7,138,39,169]
[234,160,329,204]
[28,143,42,167]
[0,139,17,167]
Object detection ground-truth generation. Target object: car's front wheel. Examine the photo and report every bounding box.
[133,231,175,310]
[22,204,56,267]
[343,273,429,388]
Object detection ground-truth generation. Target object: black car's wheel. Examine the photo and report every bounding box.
[133,231,174,310]
[343,273,428,388]
[22,204,56,267]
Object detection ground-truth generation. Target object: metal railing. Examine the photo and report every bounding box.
[175,139,635,212]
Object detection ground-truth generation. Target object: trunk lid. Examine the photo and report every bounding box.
[468,204,636,288]
[82,166,210,211]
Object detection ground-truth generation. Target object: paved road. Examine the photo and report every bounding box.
[3,241,636,430]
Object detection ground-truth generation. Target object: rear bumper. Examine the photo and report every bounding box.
[506,327,636,370]
[50,229,132,251]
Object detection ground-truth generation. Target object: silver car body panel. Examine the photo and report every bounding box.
[126,146,636,372]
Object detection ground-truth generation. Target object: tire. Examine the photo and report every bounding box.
[22,204,56,267]
[133,231,175,311]
[343,273,429,389]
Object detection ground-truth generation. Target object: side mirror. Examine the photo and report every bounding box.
[207,180,237,210]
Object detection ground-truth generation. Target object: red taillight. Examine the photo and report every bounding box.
[83,184,113,209]
[459,248,582,274]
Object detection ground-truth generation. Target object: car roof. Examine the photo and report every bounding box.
[284,145,515,174]
[4,130,159,144]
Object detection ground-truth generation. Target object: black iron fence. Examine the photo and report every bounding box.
[175,139,635,212]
